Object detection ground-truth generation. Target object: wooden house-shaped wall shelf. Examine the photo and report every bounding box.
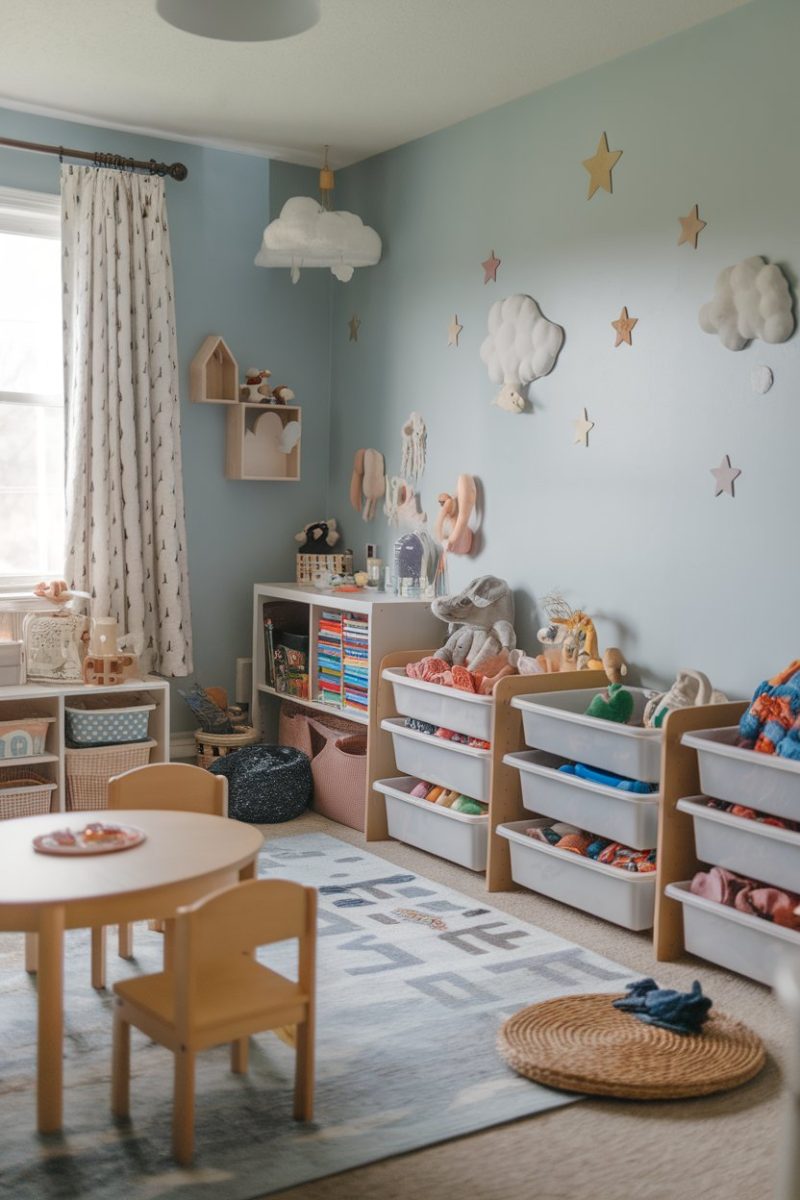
[225,402,302,482]
[190,335,238,405]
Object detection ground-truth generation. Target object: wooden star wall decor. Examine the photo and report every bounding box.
[582,132,622,199]
[448,314,463,347]
[678,204,707,249]
[611,306,637,347]
[710,454,741,497]
[573,408,594,447]
[348,315,361,343]
[481,250,501,283]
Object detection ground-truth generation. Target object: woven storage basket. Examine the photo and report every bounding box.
[307,718,366,830]
[194,726,260,769]
[278,700,361,759]
[65,739,156,811]
[498,993,765,1100]
[0,767,56,820]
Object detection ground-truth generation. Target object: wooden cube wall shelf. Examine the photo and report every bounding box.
[190,335,238,405]
[225,402,302,482]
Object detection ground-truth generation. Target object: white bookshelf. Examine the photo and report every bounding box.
[0,677,170,813]
[251,582,440,828]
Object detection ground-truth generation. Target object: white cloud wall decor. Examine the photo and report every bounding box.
[479,293,565,413]
[698,255,794,351]
[255,196,381,283]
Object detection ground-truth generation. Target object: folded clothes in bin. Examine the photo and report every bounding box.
[690,865,800,930]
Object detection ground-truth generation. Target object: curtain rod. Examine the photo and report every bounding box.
[0,135,188,181]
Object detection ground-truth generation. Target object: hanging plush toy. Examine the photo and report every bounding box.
[350,449,386,521]
[435,474,477,555]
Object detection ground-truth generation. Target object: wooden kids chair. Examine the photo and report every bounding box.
[91,762,229,988]
[111,877,317,1165]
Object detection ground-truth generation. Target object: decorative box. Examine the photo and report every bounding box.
[0,640,25,687]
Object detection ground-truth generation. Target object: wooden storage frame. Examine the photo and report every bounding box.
[225,402,302,482]
[0,678,170,815]
[653,700,748,961]
[369,652,607,882]
[190,335,239,405]
[251,584,440,832]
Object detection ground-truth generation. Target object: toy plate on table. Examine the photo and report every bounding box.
[32,822,146,856]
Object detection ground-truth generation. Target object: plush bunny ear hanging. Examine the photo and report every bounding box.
[400,412,427,482]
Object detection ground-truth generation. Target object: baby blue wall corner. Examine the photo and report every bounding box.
[328,0,800,698]
[0,111,332,729]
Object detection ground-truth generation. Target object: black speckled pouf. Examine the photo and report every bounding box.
[209,744,311,823]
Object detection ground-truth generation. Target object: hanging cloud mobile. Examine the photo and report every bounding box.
[255,196,381,283]
[480,293,565,413]
[699,255,794,351]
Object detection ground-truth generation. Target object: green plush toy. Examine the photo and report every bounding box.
[452,796,486,815]
[585,683,634,725]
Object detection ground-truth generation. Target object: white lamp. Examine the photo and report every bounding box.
[156,0,321,42]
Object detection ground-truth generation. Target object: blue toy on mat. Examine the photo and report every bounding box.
[613,978,712,1035]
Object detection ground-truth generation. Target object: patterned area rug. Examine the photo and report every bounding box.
[0,833,637,1199]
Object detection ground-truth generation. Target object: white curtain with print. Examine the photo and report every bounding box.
[61,164,193,676]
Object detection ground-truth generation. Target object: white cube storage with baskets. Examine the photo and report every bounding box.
[500,688,663,930]
[375,668,493,871]
[666,724,800,985]
[0,679,168,819]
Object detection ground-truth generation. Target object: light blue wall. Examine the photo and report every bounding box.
[0,109,331,728]
[329,0,800,698]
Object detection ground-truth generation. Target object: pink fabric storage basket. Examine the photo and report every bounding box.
[307,719,367,831]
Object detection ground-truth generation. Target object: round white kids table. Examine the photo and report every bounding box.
[0,809,263,1134]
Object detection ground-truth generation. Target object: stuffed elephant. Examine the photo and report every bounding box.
[431,575,516,671]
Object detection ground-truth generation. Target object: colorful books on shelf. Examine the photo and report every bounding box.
[317,611,344,708]
[342,613,369,713]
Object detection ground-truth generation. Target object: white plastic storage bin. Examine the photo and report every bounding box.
[497,820,656,931]
[677,796,800,894]
[682,727,800,822]
[504,750,660,850]
[666,880,800,986]
[375,776,488,871]
[382,667,493,741]
[380,718,491,803]
[512,689,662,783]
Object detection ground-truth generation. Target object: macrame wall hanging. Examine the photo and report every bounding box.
[400,412,427,483]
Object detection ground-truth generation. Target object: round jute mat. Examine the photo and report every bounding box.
[498,994,765,1100]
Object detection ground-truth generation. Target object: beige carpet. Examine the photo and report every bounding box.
[263,812,788,1200]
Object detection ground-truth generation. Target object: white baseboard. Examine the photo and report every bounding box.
[170,731,196,761]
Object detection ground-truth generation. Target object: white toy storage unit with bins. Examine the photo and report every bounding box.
[371,653,607,874]
[0,679,169,820]
[499,686,666,930]
[655,702,800,986]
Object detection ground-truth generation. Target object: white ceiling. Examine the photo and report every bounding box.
[0,0,748,168]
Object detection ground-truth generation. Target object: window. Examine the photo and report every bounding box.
[0,186,64,587]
